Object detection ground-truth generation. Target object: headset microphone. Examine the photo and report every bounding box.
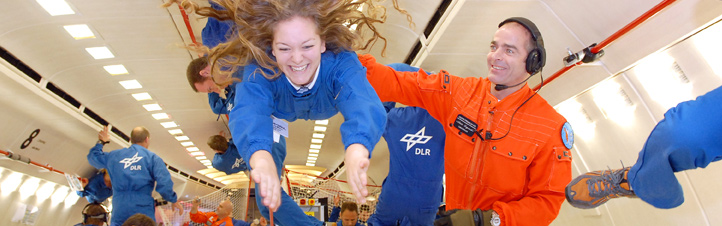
[494,74,533,91]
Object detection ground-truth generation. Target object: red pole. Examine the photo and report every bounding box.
[284,168,294,199]
[177,5,199,46]
[533,0,677,91]
[591,0,677,53]
[245,174,253,221]
[1,149,70,176]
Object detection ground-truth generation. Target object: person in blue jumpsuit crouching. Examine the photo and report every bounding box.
[87,126,183,226]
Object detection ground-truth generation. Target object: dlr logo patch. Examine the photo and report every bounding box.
[415,148,431,156]
[130,165,142,170]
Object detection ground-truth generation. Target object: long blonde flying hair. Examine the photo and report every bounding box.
[164,0,413,87]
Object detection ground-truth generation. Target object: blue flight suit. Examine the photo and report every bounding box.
[200,2,318,225]
[209,83,237,115]
[229,49,386,168]
[87,144,178,226]
[232,218,252,226]
[212,138,248,174]
[202,1,240,116]
[77,171,113,204]
[201,1,233,49]
[329,206,363,226]
[365,63,444,226]
[629,85,722,208]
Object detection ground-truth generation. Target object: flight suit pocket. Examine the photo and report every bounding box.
[483,141,537,194]
[549,146,573,192]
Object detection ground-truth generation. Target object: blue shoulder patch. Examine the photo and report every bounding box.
[561,122,574,150]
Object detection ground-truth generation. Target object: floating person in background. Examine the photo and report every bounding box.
[207,131,247,175]
[566,85,722,209]
[77,169,113,204]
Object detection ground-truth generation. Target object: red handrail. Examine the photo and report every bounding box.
[178,5,199,46]
[533,0,677,91]
[1,149,67,175]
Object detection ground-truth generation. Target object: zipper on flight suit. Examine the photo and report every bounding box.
[466,109,495,206]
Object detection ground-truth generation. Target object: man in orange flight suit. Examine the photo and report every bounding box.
[359,17,573,226]
[189,197,235,226]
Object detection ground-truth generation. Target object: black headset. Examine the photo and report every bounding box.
[82,203,109,224]
[498,17,546,75]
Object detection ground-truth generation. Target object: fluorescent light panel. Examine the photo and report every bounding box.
[180,141,194,147]
[310,144,322,149]
[152,113,170,120]
[168,129,183,135]
[103,64,128,75]
[312,133,325,139]
[200,160,211,164]
[189,151,204,156]
[143,104,162,111]
[307,156,317,161]
[160,121,178,128]
[186,147,199,152]
[36,0,75,16]
[309,149,320,154]
[315,120,329,125]
[311,139,323,144]
[63,24,94,39]
[306,163,315,166]
[85,47,114,59]
[313,126,327,132]
[131,93,152,101]
[175,136,189,141]
[119,80,142,89]
[308,153,318,157]
[195,156,207,160]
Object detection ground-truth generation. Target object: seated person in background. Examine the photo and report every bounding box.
[74,203,109,226]
[208,131,247,174]
[329,198,363,226]
[189,196,261,226]
[78,169,113,204]
[121,213,156,226]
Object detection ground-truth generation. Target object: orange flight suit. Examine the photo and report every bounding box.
[359,54,572,226]
[190,211,234,226]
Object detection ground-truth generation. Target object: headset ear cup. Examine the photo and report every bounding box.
[526,49,540,75]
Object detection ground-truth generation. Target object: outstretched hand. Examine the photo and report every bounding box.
[250,151,281,212]
[172,202,184,215]
[333,194,340,206]
[345,144,370,204]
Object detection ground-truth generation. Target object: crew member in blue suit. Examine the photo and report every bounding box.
[184,0,239,116]
[186,56,236,115]
[87,126,183,226]
[207,133,247,174]
[77,169,113,204]
[566,85,722,209]
[362,63,445,226]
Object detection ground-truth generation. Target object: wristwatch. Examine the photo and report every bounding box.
[490,210,501,226]
[97,140,110,145]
